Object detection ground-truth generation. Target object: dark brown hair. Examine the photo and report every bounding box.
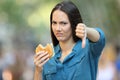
[50,1,83,46]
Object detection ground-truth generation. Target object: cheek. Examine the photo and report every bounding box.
[68,30,72,36]
[64,27,72,37]
[65,26,72,33]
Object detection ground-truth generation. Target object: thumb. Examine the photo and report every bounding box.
[82,36,86,48]
[82,26,86,48]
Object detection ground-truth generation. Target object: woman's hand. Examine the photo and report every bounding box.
[34,51,50,71]
[75,23,87,48]
[76,23,100,48]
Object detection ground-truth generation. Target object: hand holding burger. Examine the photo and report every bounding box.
[34,43,54,68]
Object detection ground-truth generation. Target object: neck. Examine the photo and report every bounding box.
[59,40,75,52]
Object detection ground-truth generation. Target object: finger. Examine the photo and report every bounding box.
[76,29,85,34]
[34,51,44,58]
[82,37,86,48]
[76,32,84,38]
[76,31,86,48]
[34,53,42,63]
[34,51,48,62]
[77,23,85,29]
[38,58,49,67]
[76,23,85,38]
[36,54,49,67]
[76,23,86,48]
[76,25,85,30]
[39,53,49,64]
[82,26,86,48]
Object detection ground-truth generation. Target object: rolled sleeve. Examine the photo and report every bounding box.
[89,28,106,57]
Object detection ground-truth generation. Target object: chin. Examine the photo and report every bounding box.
[57,39,64,42]
[57,37,67,42]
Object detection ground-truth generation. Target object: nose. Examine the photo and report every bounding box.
[56,24,61,31]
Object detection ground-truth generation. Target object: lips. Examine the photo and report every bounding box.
[55,33,63,37]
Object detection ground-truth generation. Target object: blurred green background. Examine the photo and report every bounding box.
[0,0,120,80]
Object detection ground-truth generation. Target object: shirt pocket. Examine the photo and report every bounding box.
[44,66,57,80]
[67,53,86,68]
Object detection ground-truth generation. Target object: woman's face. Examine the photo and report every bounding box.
[52,10,73,43]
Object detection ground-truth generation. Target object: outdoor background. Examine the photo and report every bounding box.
[0,0,120,80]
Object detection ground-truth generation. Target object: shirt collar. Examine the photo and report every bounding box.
[54,44,61,60]
[72,40,82,52]
[54,44,61,54]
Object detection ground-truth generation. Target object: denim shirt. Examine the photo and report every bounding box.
[42,28,105,80]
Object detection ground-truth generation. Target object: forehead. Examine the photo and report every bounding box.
[52,10,69,21]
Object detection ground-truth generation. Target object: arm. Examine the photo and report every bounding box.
[76,23,100,48]
[76,23,105,56]
[34,66,42,80]
[34,51,49,80]
[86,27,100,42]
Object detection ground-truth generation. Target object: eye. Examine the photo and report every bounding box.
[52,21,57,25]
[60,22,68,26]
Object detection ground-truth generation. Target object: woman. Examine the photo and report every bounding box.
[34,1,105,80]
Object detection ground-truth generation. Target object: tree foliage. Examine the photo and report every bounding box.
[0,0,119,45]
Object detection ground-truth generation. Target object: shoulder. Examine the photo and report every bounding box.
[95,28,105,39]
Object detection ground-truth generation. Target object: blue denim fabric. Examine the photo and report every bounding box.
[42,28,106,80]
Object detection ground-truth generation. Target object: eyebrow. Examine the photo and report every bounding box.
[52,20,56,23]
[59,21,68,24]
[52,20,68,23]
